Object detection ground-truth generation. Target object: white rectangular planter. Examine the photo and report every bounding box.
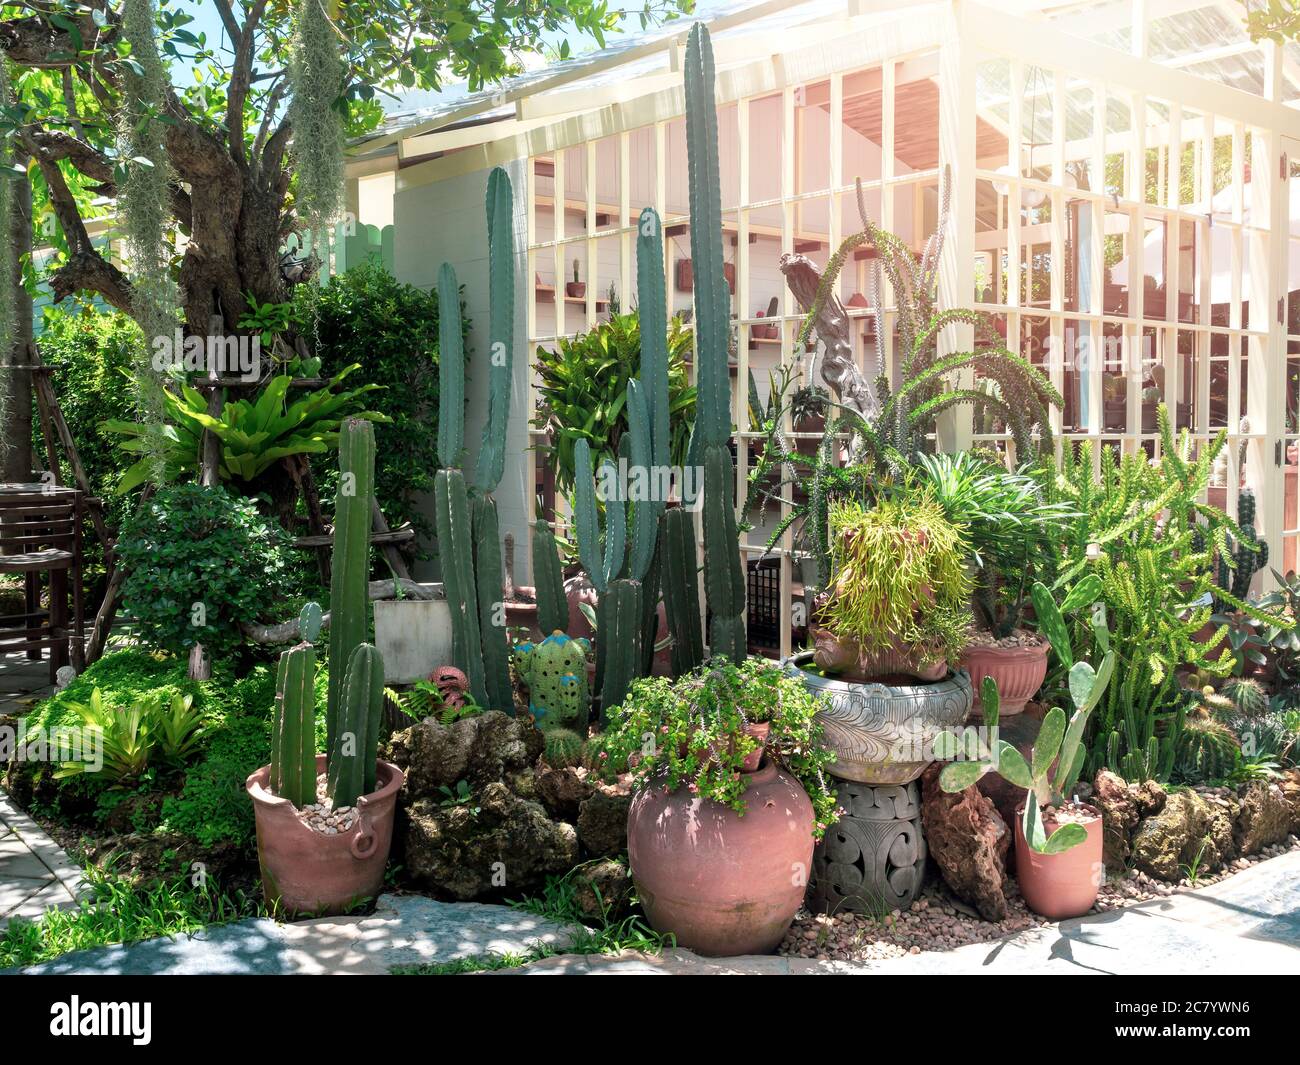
[373,587,451,684]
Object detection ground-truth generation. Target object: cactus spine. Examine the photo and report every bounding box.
[327,642,385,808]
[532,519,568,635]
[272,642,317,808]
[326,418,376,756]
[684,24,745,664]
[433,167,518,713]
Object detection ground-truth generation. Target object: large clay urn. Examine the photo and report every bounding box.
[246,754,403,917]
[1014,803,1104,920]
[627,759,814,956]
[959,640,1048,718]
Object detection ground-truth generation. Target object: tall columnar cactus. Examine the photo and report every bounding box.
[532,519,568,635]
[327,418,376,756]
[600,579,644,715]
[661,507,705,673]
[1214,488,1268,606]
[327,642,385,808]
[684,23,746,664]
[271,641,318,808]
[432,168,518,713]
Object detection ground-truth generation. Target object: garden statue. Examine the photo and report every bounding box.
[515,632,591,730]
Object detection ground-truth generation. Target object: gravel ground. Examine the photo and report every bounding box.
[780,833,1300,962]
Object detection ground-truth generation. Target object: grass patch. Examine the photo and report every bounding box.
[0,864,265,970]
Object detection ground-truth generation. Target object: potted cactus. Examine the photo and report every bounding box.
[246,420,404,916]
[566,258,586,299]
[935,583,1116,920]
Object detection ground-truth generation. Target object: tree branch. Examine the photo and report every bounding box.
[0,12,113,68]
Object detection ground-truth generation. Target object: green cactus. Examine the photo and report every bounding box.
[327,642,385,808]
[271,641,318,808]
[543,726,588,769]
[474,167,515,494]
[600,578,644,716]
[515,632,591,730]
[471,495,513,713]
[661,507,704,674]
[298,601,323,644]
[532,519,569,636]
[1214,488,1269,606]
[1222,676,1269,718]
[326,418,375,758]
[937,588,1116,854]
[434,468,488,708]
[436,262,464,468]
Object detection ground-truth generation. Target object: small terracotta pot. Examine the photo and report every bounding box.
[741,721,770,772]
[565,281,586,298]
[959,639,1049,718]
[811,626,947,682]
[1014,802,1103,920]
[246,755,403,917]
[628,759,814,956]
[504,585,542,643]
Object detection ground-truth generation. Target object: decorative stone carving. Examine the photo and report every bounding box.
[787,653,973,784]
[808,779,927,913]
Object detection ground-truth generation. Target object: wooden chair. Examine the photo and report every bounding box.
[0,485,85,681]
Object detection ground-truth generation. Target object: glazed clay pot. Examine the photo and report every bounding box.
[246,754,403,917]
[789,651,972,784]
[628,759,814,956]
[1014,802,1104,920]
[960,639,1049,718]
[811,626,947,683]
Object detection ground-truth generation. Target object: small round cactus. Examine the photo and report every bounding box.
[543,727,587,769]
[1222,677,1269,719]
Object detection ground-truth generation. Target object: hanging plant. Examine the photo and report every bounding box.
[287,0,347,236]
[117,0,180,476]
[0,58,16,461]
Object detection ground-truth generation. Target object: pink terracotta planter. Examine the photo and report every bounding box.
[246,754,403,917]
[1014,803,1104,920]
[628,759,814,956]
[811,626,947,682]
[959,640,1049,718]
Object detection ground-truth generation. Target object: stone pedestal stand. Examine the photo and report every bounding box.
[808,779,927,913]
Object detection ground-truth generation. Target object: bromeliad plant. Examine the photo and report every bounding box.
[600,657,839,838]
[107,367,387,491]
[936,585,1116,855]
[55,688,206,785]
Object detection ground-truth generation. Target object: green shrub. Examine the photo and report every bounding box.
[116,484,292,659]
[297,261,466,554]
[533,312,696,498]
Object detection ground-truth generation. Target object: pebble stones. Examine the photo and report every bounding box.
[294,774,359,835]
[779,832,1300,963]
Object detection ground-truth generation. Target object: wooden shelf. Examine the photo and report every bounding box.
[535,283,609,310]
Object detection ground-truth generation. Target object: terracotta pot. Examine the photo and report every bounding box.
[1014,802,1103,920]
[959,639,1049,718]
[741,721,770,772]
[246,755,403,917]
[811,626,947,682]
[628,759,814,956]
[565,281,586,298]
[504,585,542,643]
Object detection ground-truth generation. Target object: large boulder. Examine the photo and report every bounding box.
[1092,770,1166,870]
[920,763,1010,921]
[1280,770,1300,836]
[577,791,631,857]
[1131,789,1236,880]
[404,782,578,900]
[1234,781,1293,855]
[385,711,544,798]
[536,766,594,823]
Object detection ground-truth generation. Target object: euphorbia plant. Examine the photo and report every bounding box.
[600,657,840,838]
[935,581,1115,854]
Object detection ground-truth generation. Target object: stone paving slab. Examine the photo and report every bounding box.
[15,894,584,975]
[0,790,84,931]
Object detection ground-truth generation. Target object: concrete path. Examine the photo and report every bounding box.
[502,851,1300,975]
[11,852,1299,974]
[12,894,584,974]
[0,651,83,930]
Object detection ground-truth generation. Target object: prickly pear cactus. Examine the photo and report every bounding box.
[515,632,591,730]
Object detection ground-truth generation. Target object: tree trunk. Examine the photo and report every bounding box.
[3,159,34,484]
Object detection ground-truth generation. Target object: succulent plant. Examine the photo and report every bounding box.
[543,727,588,770]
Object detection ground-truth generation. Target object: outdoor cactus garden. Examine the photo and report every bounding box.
[1,1,1299,1016]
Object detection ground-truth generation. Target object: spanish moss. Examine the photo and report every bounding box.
[0,58,15,460]
[287,0,347,236]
